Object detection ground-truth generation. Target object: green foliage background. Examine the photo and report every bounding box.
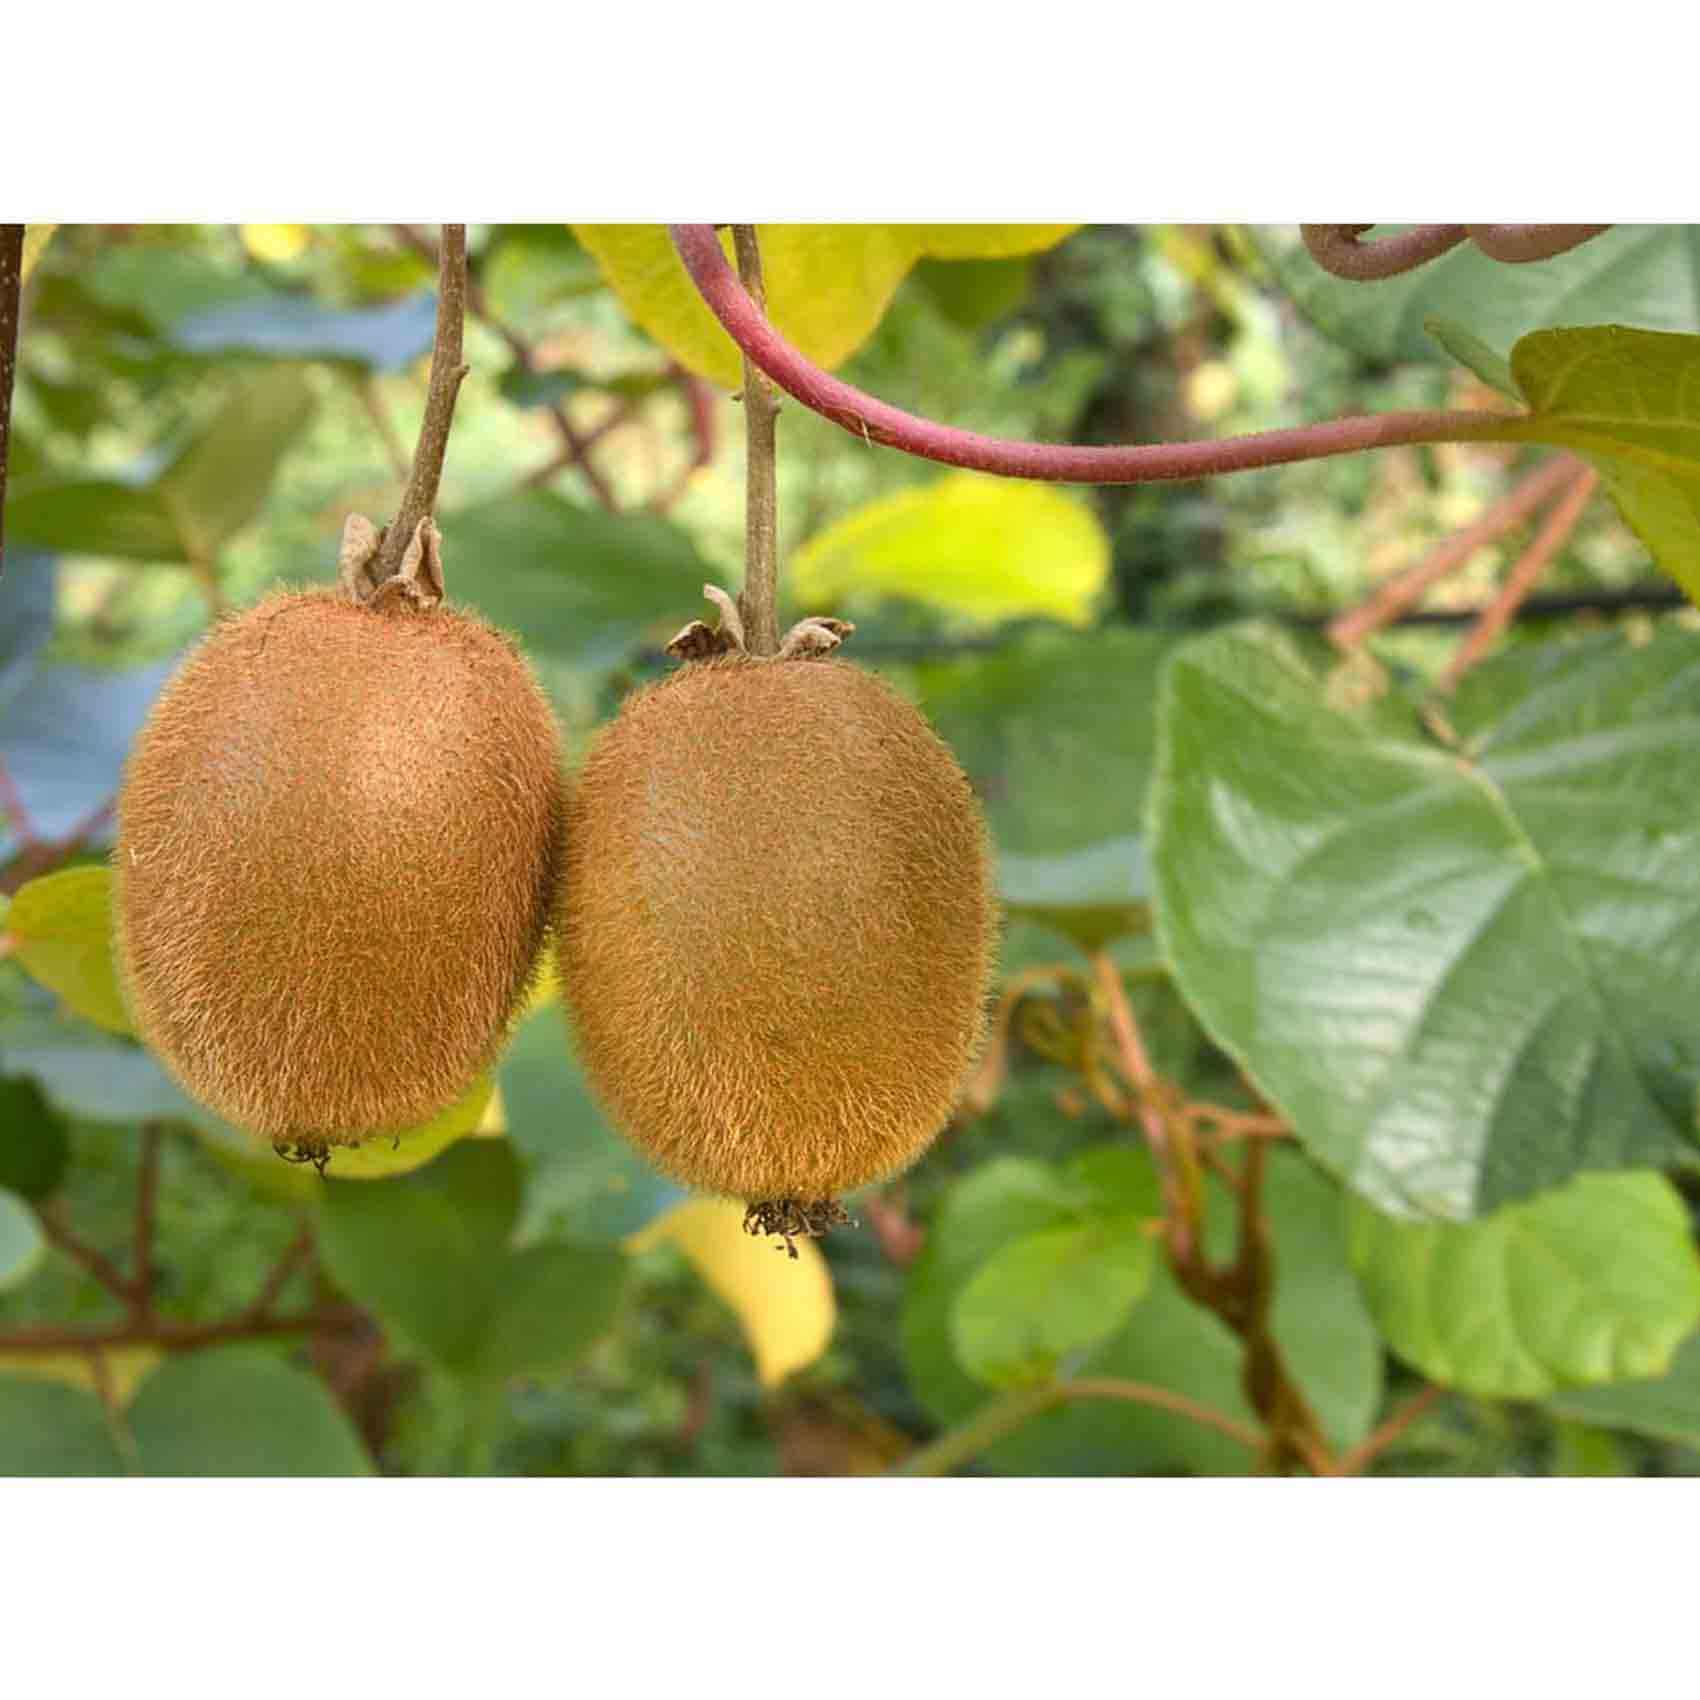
[5,222,1700,1477]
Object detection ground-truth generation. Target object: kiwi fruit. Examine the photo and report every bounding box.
[556,639,996,1220]
[114,547,563,1159]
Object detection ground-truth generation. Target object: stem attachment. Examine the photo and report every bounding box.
[733,228,782,656]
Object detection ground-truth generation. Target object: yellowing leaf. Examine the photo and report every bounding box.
[21,226,57,285]
[8,867,133,1036]
[791,473,1110,626]
[474,1083,507,1136]
[628,1198,835,1387]
[241,223,311,264]
[914,224,1080,260]
[0,1344,162,1405]
[316,1075,497,1181]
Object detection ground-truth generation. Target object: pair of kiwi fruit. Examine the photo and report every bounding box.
[114,518,997,1228]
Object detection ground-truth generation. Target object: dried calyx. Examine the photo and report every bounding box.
[666,583,854,663]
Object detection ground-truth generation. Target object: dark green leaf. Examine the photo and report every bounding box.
[1151,623,1700,1218]
[126,1349,371,1475]
[0,1077,70,1199]
[497,367,589,410]
[1546,1330,1700,1447]
[470,1242,628,1385]
[82,246,273,330]
[5,480,183,561]
[0,1379,124,1475]
[911,256,1034,329]
[439,489,713,670]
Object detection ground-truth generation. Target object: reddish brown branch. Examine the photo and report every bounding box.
[1327,454,1583,650]
[667,224,1523,485]
[1301,224,1469,281]
[1332,1384,1446,1476]
[243,1223,316,1322]
[1466,225,1614,265]
[131,1125,163,1318]
[0,757,40,848]
[34,1201,133,1301]
[1438,466,1600,690]
[0,1306,366,1355]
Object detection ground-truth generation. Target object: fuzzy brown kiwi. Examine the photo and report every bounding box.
[556,650,997,1214]
[114,583,564,1157]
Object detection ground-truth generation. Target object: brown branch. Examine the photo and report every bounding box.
[1466,225,1614,265]
[732,228,781,656]
[0,757,40,848]
[0,226,22,582]
[1438,466,1600,690]
[1327,454,1583,650]
[652,366,719,514]
[0,1305,366,1355]
[375,224,468,580]
[243,1223,316,1322]
[34,1201,134,1301]
[1332,1384,1446,1476]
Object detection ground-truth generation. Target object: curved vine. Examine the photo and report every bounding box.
[1301,223,1614,282]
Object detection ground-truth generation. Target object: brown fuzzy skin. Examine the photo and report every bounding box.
[556,655,997,1202]
[114,587,564,1147]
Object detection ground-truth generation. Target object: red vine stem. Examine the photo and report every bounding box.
[666,225,1523,484]
[1439,465,1599,689]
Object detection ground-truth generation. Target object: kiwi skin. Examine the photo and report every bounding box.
[557,653,997,1204]
[114,586,564,1151]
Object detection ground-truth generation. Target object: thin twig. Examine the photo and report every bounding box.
[244,1222,316,1322]
[1332,1384,1446,1476]
[1327,454,1582,650]
[131,1125,163,1319]
[34,1202,134,1301]
[0,757,40,847]
[0,225,23,583]
[1438,466,1599,690]
[1301,224,1469,282]
[375,224,469,581]
[895,1375,1263,1476]
[732,228,781,657]
[0,1306,366,1355]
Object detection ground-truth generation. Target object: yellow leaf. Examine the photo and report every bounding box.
[790,472,1110,626]
[914,224,1080,260]
[0,1345,162,1405]
[241,224,311,264]
[627,1198,835,1388]
[8,867,134,1036]
[575,224,917,390]
[474,1083,507,1136]
[309,1074,497,1181]
[21,226,57,285]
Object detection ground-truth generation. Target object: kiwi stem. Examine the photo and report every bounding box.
[732,226,781,657]
[376,223,470,583]
[0,225,24,584]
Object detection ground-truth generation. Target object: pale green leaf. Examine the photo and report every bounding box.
[7,867,132,1036]
[0,1189,45,1293]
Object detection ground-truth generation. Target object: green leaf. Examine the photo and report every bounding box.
[154,367,317,563]
[470,1242,628,1385]
[0,1076,70,1200]
[952,1217,1155,1386]
[790,474,1110,628]
[1348,1172,1700,1399]
[438,488,711,669]
[170,293,437,372]
[902,1154,1255,1474]
[324,1074,495,1181]
[125,1349,371,1475]
[500,1000,684,1246]
[0,1379,124,1475]
[1425,315,1519,399]
[576,224,1077,389]
[1510,325,1700,602]
[7,867,132,1036]
[1545,1331,1700,1447]
[82,245,273,330]
[0,1189,45,1293]
[0,1011,201,1124]
[0,549,58,718]
[910,256,1034,329]
[5,479,183,561]
[316,1141,522,1370]
[1263,1150,1384,1452]
[1150,623,1700,1218]
[913,630,1172,953]
[1256,225,1700,366]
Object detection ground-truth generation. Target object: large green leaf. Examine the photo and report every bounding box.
[0,1379,125,1475]
[1511,325,1700,603]
[1255,226,1700,366]
[438,489,712,670]
[790,474,1110,628]
[0,1189,45,1293]
[1151,623,1700,1219]
[1348,1173,1700,1399]
[951,1216,1155,1386]
[912,629,1171,953]
[316,1141,523,1370]
[577,224,1078,389]
[1264,1149,1384,1453]
[901,1151,1256,1475]
[0,1011,199,1124]
[125,1349,371,1475]
[1545,1330,1700,1447]
[7,867,132,1036]
[470,1243,628,1385]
